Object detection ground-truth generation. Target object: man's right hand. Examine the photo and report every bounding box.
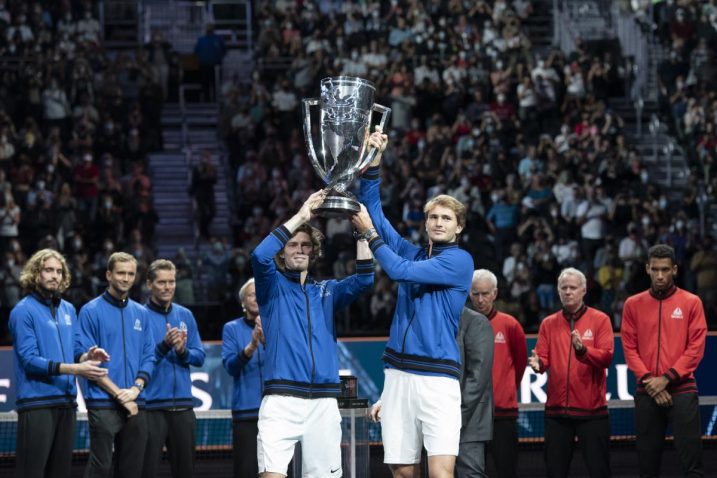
[528,349,541,373]
[74,360,108,380]
[653,390,673,408]
[252,317,265,346]
[369,400,382,422]
[367,126,388,167]
[297,189,327,223]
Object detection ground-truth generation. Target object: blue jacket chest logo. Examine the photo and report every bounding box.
[64,313,72,326]
[179,321,187,332]
[133,318,142,331]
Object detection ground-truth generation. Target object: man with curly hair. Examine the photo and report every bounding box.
[10,248,110,478]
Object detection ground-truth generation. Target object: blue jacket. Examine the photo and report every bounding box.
[360,167,474,379]
[76,291,155,409]
[194,33,226,65]
[222,317,264,420]
[251,225,374,398]
[9,293,80,411]
[144,300,205,410]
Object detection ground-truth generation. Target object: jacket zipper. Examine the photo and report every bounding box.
[655,299,662,376]
[121,309,128,388]
[165,316,177,407]
[565,326,572,412]
[302,285,315,389]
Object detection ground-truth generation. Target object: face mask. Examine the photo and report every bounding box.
[658,197,667,209]
[641,216,650,227]
[676,220,685,229]
[73,240,82,250]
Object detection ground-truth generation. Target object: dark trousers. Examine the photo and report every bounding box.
[142,409,196,478]
[456,441,488,478]
[84,409,148,478]
[233,419,258,478]
[635,393,703,477]
[544,416,611,478]
[16,407,76,478]
[489,418,519,478]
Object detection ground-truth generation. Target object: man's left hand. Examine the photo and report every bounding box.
[351,204,374,234]
[570,330,585,353]
[644,376,669,397]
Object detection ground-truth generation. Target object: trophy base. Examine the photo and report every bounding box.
[315,196,360,218]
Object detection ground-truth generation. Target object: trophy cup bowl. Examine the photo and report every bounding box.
[303,76,391,218]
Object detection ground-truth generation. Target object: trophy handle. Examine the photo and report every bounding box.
[302,98,329,182]
[359,103,392,173]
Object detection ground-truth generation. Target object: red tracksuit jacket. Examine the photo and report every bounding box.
[487,309,527,418]
[535,305,614,418]
[621,286,707,396]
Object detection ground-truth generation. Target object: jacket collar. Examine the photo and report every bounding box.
[30,291,61,309]
[649,284,677,300]
[102,290,129,308]
[242,315,256,327]
[562,303,587,323]
[486,307,498,320]
[147,299,172,315]
[280,268,314,284]
[427,242,459,256]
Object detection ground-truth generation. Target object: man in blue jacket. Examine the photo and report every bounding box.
[222,277,264,477]
[76,252,155,478]
[193,22,226,102]
[353,129,474,478]
[10,248,109,478]
[142,259,205,478]
[251,190,374,478]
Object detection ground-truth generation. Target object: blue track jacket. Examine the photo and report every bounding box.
[144,300,205,410]
[251,225,374,398]
[360,166,474,379]
[222,316,264,420]
[76,291,155,409]
[10,293,80,411]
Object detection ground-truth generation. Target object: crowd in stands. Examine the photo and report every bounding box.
[221,0,717,334]
[0,0,167,342]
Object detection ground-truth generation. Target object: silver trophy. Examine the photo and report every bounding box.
[303,76,391,217]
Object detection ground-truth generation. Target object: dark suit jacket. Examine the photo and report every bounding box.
[458,307,494,443]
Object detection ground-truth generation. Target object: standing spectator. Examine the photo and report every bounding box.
[73,153,100,223]
[142,259,205,478]
[575,186,608,273]
[222,278,265,478]
[145,31,172,100]
[528,268,613,478]
[189,151,217,239]
[42,78,71,138]
[469,269,526,478]
[10,249,109,478]
[622,245,707,477]
[455,305,494,478]
[76,252,155,478]
[194,23,226,102]
[0,192,20,252]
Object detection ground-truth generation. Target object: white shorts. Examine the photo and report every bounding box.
[257,395,342,477]
[380,368,461,464]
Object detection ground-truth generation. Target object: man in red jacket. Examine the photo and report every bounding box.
[469,269,526,478]
[529,267,613,478]
[622,244,706,477]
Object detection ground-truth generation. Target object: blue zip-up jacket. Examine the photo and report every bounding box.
[144,300,205,410]
[360,166,474,379]
[222,316,264,420]
[251,225,374,398]
[10,293,80,411]
[76,291,155,409]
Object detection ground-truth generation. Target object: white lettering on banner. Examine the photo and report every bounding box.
[0,379,9,404]
[616,364,634,400]
[191,372,212,410]
[606,368,611,400]
[520,367,547,403]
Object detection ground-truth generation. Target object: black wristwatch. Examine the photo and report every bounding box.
[353,227,376,242]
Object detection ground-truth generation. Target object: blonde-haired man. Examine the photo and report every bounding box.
[76,252,156,477]
[10,249,109,478]
[354,130,474,478]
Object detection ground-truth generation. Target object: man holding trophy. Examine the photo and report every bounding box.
[352,130,474,478]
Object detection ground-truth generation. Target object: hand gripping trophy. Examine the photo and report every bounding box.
[303,76,391,217]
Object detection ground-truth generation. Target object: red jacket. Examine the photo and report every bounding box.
[487,309,527,418]
[535,305,613,418]
[621,286,707,396]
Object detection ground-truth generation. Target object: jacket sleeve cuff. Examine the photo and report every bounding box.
[136,371,151,386]
[156,341,171,356]
[355,259,374,275]
[368,236,385,252]
[640,373,653,385]
[48,361,62,375]
[271,225,292,246]
[575,344,588,357]
[177,347,189,362]
[663,368,680,385]
[362,166,380,180]
[240,349,252,362]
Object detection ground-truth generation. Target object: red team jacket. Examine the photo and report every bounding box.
[621,286,707,396]
[487,309,527,418]
[535,305,614,418]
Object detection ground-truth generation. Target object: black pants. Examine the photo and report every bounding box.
[16,407,76,478]
[544,416,611,478]
[84,409,148,478]
[142,409,196,478]
[233,419,258,478]
[456,441,487,478]
[635,392,703,477]
[489,418,519,478]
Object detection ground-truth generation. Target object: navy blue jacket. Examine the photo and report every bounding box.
[10,293,80,411]
[76,291,155,409]
[251,225,374,398]
[144,301,205,410]
[222,316,264,420]
[361,167,474,379]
